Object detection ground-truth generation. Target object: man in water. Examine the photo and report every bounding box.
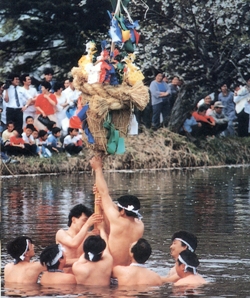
[55,203,102,260]
[40,244,76,285]
[4,236,45,283]
[161,230,198,283]
[72,225,113,286]
[90,156,144,266]
[112,238,162,286]
[174,250,206,287]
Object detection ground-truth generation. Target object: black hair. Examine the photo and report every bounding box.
[40,244,63,270]
[43,67,54,75]
[51,127,61,135]
[7,121,15,127]
[67,127,78,134]
[67,204,93,227]
[41,81,51,91]
[177,250,200,274]
[198,104,208,113]
[69,77,74,83]
[54,82,64,92]
[26,124,35,132]
[38,130,48,138]
[83,235,106,262]
[20,74,30,84]
[8,73,19,81]
[6,236,32,264]
[117,195,141,218]
[171,231,198,252]
[25,116,34,122]
[131,238,152,264]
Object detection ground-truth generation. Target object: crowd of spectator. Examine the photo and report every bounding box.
[0,68,83,164]
[1,67,250,164]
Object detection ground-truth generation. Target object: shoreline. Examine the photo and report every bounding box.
[2,127,250,177]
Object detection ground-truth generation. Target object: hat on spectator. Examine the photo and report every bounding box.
[214,101,224,108]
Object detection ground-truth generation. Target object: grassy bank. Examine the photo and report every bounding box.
[2,127,250,176]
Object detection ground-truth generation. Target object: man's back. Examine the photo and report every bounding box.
[40,271,76,285]
[4,261,44,284]
[72,253,113,286]
[113,265,162,286]
[109,216,144,266]
[174,274,206,287]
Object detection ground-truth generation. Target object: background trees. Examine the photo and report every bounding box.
[1,0,250,131]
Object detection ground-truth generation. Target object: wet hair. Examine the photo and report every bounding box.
[171,231,198,252]
[26,124,35,132]
[117,195,141,218]
[67,204,93,227]
[25,116,34,122]
[51,127,61,135]
[38,130,48,138]
[53,82,64,92]
[131,238,152,264]
[198,104,208,113]
[177,250,200,274]
[43,67,54,75]
[41,81,51,91]
[6,236,32,264]
[83,235,106,262]
[20,73,30,84]
[40,244,63,270]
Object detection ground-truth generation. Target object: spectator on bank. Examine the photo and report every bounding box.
[54,82,68,128]
[2,121,15,143]
[218,83,236,136]
[47,126,63,154]
[207,101,229,136]
[192,104,216,137]
[34,81,58,131]
[149,72,171,130]
[22,124,37,156]
[5,129,28,156]
[38,67,56,93]
[180,110,202,140]
[197,94,213,108]
[20,73,38,127]
[233,79,250,137]
[168,76,180,109]
[3,73,32,132]
[63,128,83,156]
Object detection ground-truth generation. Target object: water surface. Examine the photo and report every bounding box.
[1,166,250,297]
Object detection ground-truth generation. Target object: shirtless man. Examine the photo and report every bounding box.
[90,156,144,266]
[174,250,206,287]
[55,204,102,260]
[112,238,162,286]
[72,226,113,286]
[161,230,198,283]
[40,244,76,285]
[4,236,45,284]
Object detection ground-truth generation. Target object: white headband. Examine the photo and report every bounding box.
[178,254,197,274]
[19,239,29,261]
[175,238,194,252]
[87,250,103,262]
[47,245,64,266]
[117,203,143,220]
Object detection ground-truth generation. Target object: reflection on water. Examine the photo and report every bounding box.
[2,166,250,297]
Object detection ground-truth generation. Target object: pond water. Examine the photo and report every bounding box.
[1,166,250,297]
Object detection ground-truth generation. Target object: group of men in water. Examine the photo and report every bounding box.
[4,156,207,289]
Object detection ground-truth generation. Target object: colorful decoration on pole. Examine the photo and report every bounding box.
[71,0,149,154]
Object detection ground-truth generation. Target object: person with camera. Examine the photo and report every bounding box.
[3,74,31,132]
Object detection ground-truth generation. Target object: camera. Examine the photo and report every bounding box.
[3,79,11,90]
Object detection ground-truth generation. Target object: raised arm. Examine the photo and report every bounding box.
[90,156,120,222]
[56,213,102,248]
